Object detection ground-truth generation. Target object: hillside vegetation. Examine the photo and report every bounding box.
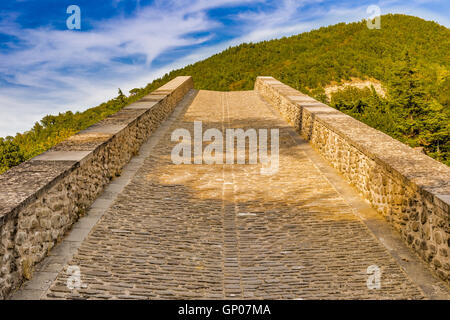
[1,14,449,174]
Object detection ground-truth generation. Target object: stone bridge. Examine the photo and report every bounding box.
[1,76,449,299]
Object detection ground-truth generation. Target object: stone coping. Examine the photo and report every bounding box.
[255,76,450,216]
[0,76,193,228]
[0,161,77,226]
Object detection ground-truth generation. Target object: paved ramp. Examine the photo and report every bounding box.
[13,90,450,299]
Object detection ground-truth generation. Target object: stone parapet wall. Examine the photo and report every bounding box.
[0,76,193,298]
[255,76,449,282]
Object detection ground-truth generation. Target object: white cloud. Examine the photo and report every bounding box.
[0,1,238,136]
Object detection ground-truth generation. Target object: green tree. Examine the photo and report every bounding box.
[117,88,126,104]
[388,51,429,123]
[0,138,25,174]
[129,88,141,96]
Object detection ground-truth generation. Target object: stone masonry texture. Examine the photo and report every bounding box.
[0,76,193,298]
[38,89,437,299]
[255,76,449,283]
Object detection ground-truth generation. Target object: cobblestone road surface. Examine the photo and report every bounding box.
[25,90,447,299]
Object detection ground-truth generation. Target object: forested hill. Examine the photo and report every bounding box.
[163,14,450,93]
[1,14,449,174]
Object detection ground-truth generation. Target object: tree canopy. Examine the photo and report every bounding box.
[0,14,448,174]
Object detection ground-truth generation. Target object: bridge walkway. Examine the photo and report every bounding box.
[12,89,450,299]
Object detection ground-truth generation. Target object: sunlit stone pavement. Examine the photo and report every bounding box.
[13,89,449,300]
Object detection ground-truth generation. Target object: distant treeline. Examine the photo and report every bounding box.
[1,14,449,174]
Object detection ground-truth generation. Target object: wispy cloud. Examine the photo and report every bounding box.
[0,0,235,136]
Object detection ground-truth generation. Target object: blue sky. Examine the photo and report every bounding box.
[0,0,448,137]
